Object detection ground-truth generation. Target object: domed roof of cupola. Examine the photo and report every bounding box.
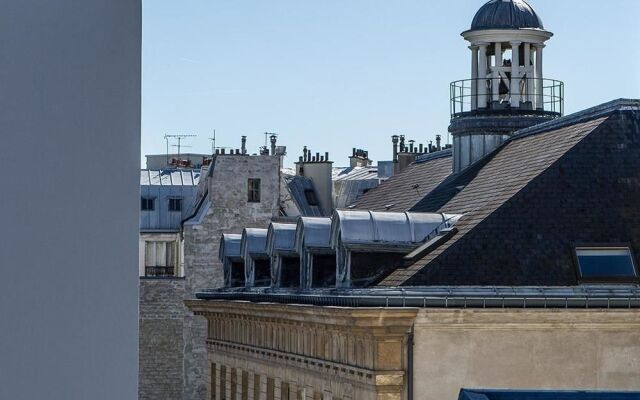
[470,0,544,31]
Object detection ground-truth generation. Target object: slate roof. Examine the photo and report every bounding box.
[380,99,640,287]
[352,150,452,212]
[283,175,324,217]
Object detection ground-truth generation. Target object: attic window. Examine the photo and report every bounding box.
[304,189,319,206]
[141,197,155,211]
[575,247,638,282]
[168,198,182,212]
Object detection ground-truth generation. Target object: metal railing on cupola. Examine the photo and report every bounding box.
[450,77,564,118]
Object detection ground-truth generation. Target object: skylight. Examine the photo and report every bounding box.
[575,247,638,282]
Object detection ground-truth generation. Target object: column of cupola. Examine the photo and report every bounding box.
[469,40,545,110]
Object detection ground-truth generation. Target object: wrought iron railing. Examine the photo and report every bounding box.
[450,77,564,118]
[145,266,176,277]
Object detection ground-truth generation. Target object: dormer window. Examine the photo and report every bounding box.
[575,247,638,282]
[168,198,182,212]
[304,189,319,206]
[141,197,155,211]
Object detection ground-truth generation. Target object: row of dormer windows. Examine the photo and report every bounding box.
[141,197,182,212]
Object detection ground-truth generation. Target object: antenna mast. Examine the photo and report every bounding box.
[164,134,197,160]
[208,129,216,154]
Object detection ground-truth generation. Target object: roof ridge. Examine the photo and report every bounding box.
[511,98,640,140]
[415,148,453,164]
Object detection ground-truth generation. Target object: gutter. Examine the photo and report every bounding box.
[180,187,209,235]
[195,288,640,309]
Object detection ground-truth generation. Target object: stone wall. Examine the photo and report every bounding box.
[187,300,417,400]
[183,154,282,400]
[138,278,186,400]
[413,308,640,400]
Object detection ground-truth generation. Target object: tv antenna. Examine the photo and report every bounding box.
[208,131,233,154]
[164,134,196,161]
[209,129,217,154]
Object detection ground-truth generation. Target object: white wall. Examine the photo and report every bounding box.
[0,1,141,399]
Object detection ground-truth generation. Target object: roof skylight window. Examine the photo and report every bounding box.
[575,247,638,282]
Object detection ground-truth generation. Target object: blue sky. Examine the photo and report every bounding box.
[142,0,640,167]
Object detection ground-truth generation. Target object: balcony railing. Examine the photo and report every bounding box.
[145,266,176,277]
[450,77,564,118]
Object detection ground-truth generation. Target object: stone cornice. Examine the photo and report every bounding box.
[462,28,553,45]
[415,308,640,331]
[186,299,418,331]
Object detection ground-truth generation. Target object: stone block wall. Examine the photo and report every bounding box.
[138,278,186,400]
[183,154,282,400]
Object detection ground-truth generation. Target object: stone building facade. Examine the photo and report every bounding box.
[186,300,418,400]
[187,300,640,400]
[182,154,283,400]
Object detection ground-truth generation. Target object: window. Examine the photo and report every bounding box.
[575,247,638,281]
[168,197,182,212]
[230,368,237,400]
[141,197,155,211]
[267,378,275,400]
[303,189,319,206]
[253,374,260,400]
[220,365,227,400]
[248,178,261,202]
[211,363,217,400]
[145,241,177,277]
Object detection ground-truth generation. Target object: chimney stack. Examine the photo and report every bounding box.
[295,147,334,216]
[392,135,399,162]
[270,134,277,156]
[436,134,442,151]
[241,136,247,154]
[349,148,372,168]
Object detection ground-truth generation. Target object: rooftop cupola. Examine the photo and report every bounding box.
[449,0,564,173]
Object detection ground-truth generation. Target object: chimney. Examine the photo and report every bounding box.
[436,134,442,151]
[270,134,277,156]
[396,152,417,174]
[241,136,247,154]
[409,140,415,153]
[295,148,334,216]
[391,135,399,162]
[349,148,372,168]
[399,135,406,152]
